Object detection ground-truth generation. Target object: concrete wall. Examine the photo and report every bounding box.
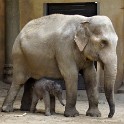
[0,0,5,80]
[19,0,124,91]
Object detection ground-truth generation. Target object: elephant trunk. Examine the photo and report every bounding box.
[102,53,117,118]
[58,95,65,106]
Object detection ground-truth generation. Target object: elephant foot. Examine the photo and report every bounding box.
[30,108,36,113]
[20,104,30,111]
[86,108,101,117]
[1,105,14,112]
[51,112,56,115]
[45,112,51,116]
[64,107,79,117]
[50,110,56,115]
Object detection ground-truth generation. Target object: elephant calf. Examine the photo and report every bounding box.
[30,78,65,116]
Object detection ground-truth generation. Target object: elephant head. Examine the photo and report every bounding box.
[75,16,118,118]
[53,83,65,106]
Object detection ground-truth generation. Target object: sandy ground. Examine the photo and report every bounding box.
[0,97,124,124]
[0,82,124,124]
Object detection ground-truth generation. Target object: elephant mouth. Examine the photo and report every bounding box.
[86,54,99,61]
[98,59,104,69]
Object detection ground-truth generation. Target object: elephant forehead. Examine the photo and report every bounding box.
[89,17,118,43]
[91,15,112,25]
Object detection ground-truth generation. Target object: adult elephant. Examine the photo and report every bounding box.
[2,14,118,118]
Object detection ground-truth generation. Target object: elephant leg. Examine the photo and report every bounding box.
[30,92,39,113]
[58,62,79,116]
[2,73,26,112]
[50,95,56,114]
[64,74,79,117]
[43,91,51,116]
[20,78,35,111]
[2,83,22,112]
[82,62,101,117]
[56,46,79,117]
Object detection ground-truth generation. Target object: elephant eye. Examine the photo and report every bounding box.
[100,40,108,48]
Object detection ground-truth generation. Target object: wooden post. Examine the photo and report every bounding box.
[4,0,20,83]
[0,0,5,80]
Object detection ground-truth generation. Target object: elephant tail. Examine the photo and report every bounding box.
[12,34,26,62]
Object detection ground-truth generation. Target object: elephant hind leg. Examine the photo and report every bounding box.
[50,95,56,114]
[2,72,28,112]
[43,91,51,116]
[21,78,35,111]
[30,91,39,113]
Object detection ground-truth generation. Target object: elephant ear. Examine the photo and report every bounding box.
[74,21,90,52]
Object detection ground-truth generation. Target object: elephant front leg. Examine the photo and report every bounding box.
[82,62,101,117]
[59,67,79,117]
[64,75,79,117]
[57,49,79,117]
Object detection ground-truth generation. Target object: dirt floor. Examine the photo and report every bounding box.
[0,82,124,124]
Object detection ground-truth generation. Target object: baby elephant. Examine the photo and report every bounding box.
[30,78,65,116]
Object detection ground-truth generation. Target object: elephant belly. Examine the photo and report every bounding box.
[31,68,63,80]
[21,37,63,79]
[27,57,63,80]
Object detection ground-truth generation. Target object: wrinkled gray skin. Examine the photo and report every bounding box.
[30,78,65,116]
[2,14,118,118]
